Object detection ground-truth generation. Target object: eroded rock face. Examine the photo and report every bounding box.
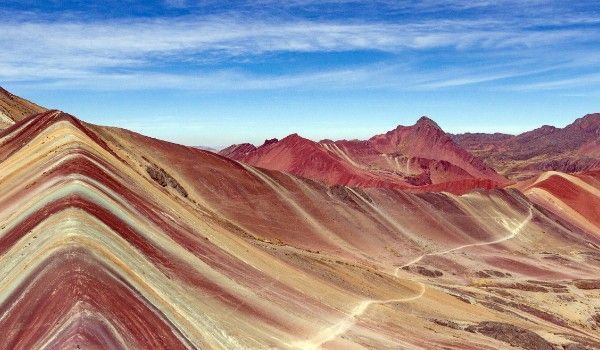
[401,265,444,277]
[466,321,554,350]
[574,279,600,290]
[563,342,594,350]
[431,318,462,330]
[146,164,188,198]
[414,266,443,277]
[476,269,512,278]
[591,313,600,327]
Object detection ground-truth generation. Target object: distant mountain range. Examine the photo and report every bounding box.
[451,114,600,180]
[221,117,507,194]
[221,114,600,193]
[2,85,598,194]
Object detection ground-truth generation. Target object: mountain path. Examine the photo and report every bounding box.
[293,206,533,350]
[291,282,426,350]
[395,206,534,274]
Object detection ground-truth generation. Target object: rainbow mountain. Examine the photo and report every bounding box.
[0,89,599,349]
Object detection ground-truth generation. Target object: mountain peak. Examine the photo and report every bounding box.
[0,86,47,128]
[539,125,558,132]
[260,138,279,147]
[219,143,256,158]
[281,133,308,143]
[415,116,441,129]
[382,116,443,138]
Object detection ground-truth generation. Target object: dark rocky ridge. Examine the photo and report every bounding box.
[145,162,188,198]
[466,321,554,350]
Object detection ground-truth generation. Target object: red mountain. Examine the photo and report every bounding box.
[219,142,257,158]
[219,116,507,194]
[452,113,600,180]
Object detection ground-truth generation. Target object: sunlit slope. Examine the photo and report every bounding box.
[515,170,600,235]
[0,110,598,349]
[0,87,46,129]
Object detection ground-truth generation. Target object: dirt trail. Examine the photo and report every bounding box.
[395,206,534,274]
[291,283,426,350]
[293,206,533,350]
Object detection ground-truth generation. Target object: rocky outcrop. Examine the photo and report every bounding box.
[466,322,554,350]
[145,162,188,198]
[574,279,600,290]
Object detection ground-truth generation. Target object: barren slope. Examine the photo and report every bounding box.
[0,87,46,129]
[0,107,597,349]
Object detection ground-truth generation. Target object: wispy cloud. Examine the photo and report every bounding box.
[4,16,586,60]
[0,3,598,92]
[509,73,600,91]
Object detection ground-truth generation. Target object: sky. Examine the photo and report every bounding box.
[1,1,599,148]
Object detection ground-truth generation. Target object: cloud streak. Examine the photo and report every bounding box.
[0,4,598,92]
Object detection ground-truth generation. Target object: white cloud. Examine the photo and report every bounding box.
[0,10,597,91]
[509,73,600,91]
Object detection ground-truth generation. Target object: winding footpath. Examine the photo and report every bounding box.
[291,283,426,350]
[293,206,534,350]
[395,206,534,275]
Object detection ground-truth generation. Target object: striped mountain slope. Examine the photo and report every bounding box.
[0,87,46,129]
[0,109,598,349]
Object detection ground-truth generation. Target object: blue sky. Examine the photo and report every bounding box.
[1,1,599,147]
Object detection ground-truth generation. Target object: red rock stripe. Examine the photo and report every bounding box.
[7,150,334,321]
[0,110,123,163]
[0,248,193,350]
[0,193,291,330]
[42,317,128,350]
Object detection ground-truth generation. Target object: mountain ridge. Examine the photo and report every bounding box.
[0,86,47,127]
[452,113,600,179]
[0,86,598,349]
[219,116,507,194]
